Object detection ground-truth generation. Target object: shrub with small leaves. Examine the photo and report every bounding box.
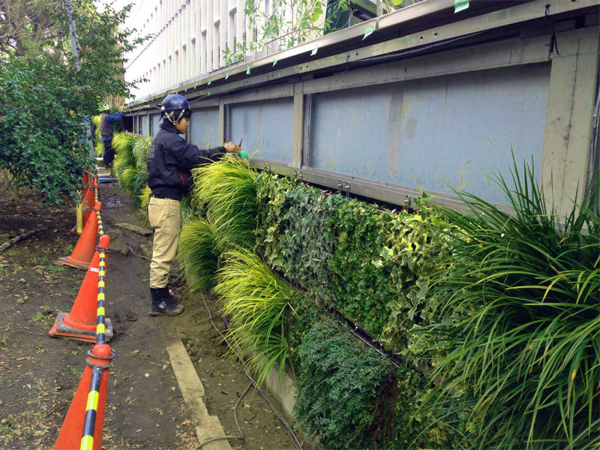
[294,318,396,449]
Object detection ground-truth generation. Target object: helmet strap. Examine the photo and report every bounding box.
[166,109,185,125]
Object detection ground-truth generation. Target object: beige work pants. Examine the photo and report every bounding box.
[148,197,181,289]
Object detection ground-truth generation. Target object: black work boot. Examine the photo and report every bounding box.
[150,287,184,316]
[165,286,181,304]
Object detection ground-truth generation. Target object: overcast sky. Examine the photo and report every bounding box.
[95,0,144,29]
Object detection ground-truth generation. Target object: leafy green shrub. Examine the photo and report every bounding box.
[213,248,294,386]
[0,58,94,204]
[255,174,336,309]
[191,155,257,251]
[378,204,455,351]
[0,1,142,204]
[294,318,396,449]
[415,162,600,449]
[255,172,450,339]
[178,217,219,291]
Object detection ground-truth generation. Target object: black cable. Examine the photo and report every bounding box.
[195,292,303,450]
[545,4,560,56]
[194,382,250,449]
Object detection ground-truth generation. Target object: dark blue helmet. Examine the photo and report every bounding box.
[161,94,191,123]
[161,94,190,112]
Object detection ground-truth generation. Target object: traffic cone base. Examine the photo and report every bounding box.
[57,201,101,270]
[48,313,113,343]
[56,256,90,271]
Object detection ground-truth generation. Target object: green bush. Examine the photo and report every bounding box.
[294,318,396,449]
[0,58,94,204]
[415,161,600,449]
[255,172,451,340]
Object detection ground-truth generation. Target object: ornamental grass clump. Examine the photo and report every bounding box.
[138,185,151,218]
[132,136,152,173]
[92,115,103,155]
[178,217,219,291]
[191,155,257,251]
[417,159,600,449]
[213,248,293,387]
[118,167,138,192]
[113,133,137,180]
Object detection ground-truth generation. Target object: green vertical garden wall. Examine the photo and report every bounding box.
[115,133,600,450]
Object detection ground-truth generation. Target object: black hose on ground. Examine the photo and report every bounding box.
[194,292,303,450]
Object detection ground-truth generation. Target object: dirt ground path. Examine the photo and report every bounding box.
[0,181,303,450]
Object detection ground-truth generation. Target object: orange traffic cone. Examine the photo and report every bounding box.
[82,181,97,229]
[82,175,99,228]
[71,170,93,234]
[58,202,102,270]
[54,343,113,450]
[50,235,113,342]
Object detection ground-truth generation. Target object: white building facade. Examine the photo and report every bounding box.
[125,0,318,100]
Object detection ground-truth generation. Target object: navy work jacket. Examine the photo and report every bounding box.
[148,120,225,200]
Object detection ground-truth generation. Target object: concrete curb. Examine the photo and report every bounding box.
[165,340,232,450]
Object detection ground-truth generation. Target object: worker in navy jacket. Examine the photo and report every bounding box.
[147,93,240,316]
[100,106,124,167]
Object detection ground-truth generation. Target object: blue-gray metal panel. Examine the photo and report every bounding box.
[151,114,161,137]
[190,107,220,148]
[140,115,150,136]
[309,63,551,203]
[230,99,294,164]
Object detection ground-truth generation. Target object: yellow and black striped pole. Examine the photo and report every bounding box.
[94,174,99,204]
[54,232,113,450]
[95,209,104,238]
[80,230,112,450]
[80,366,103,450]
[95,234,108,345]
